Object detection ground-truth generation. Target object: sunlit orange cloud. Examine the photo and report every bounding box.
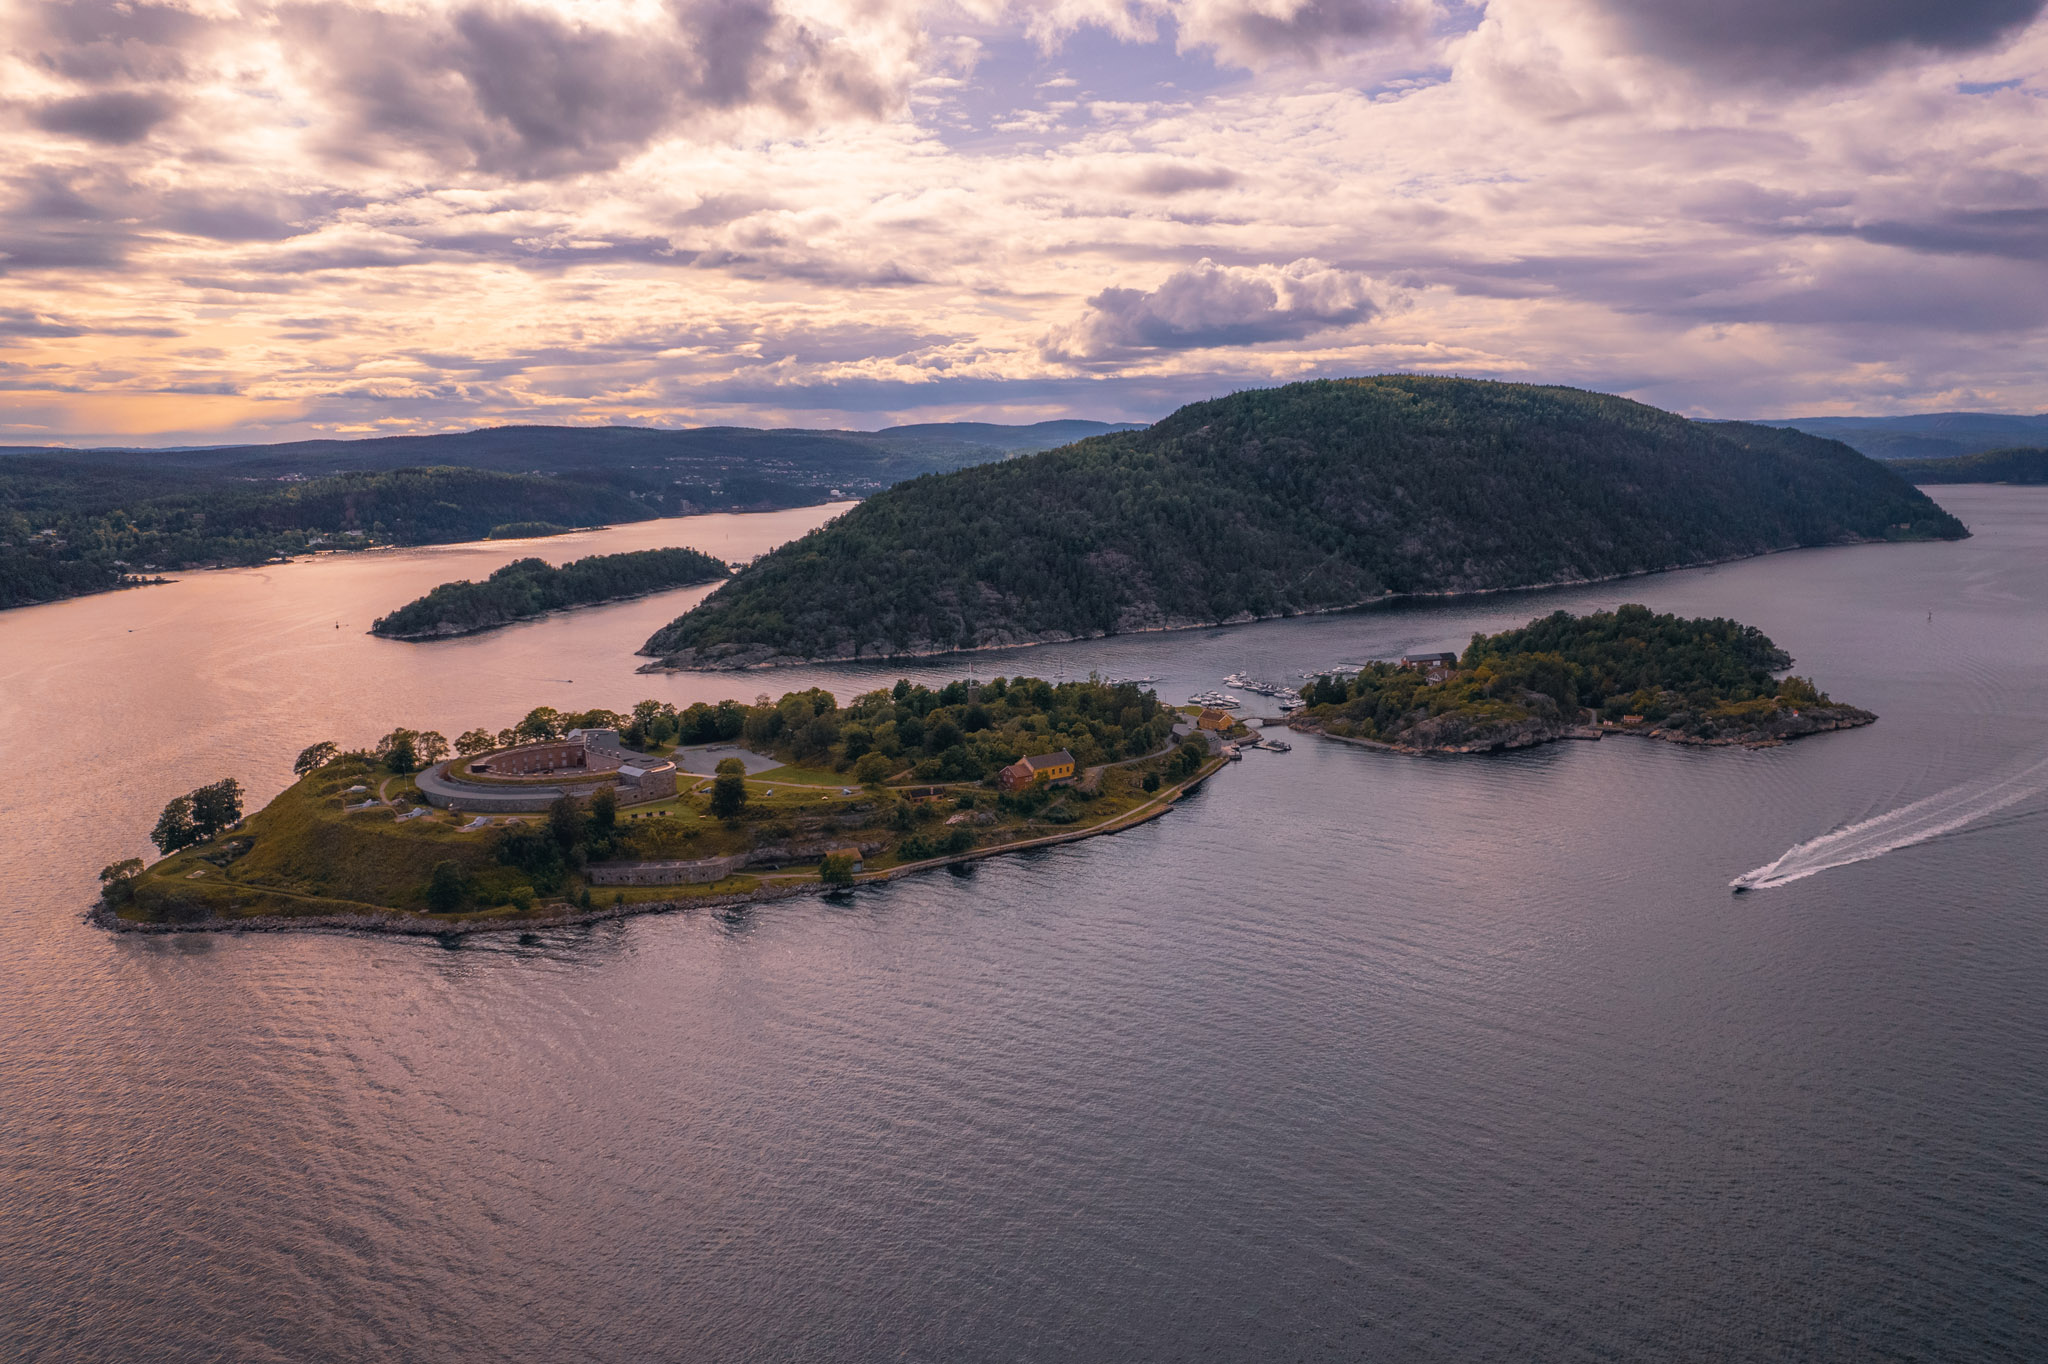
[1,0,2045,447]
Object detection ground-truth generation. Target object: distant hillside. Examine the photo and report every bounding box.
[1888,447,2048,484]
[642,376,1966,669]
[0,464,653,610]
[0,418,1140,610]
[1745,413,2048,461]
[0,419,1144,514]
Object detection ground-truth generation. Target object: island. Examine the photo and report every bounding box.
[1292,605,1874,754]
[370,547,732,640]
[639,375,1966,670]
[94,677,1239,934]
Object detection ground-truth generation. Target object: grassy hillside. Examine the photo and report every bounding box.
[643,376,1966,668]
[1887,447,2048,484]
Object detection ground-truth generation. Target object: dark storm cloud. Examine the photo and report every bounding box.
[29,90,178,144]
[284,0,906,180]
[1591,0,2048,81]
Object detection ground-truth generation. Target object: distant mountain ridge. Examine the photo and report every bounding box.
[1742,413,2048,461]
[0,419,1141,611]
[1887,447,2048,484]
[642,376,1966,670]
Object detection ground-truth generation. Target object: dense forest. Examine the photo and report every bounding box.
[1887,447,2048,484]
[1300,605,1868,751]
[371,548,730,639]
[643,376,1968,668]
[1,418,1135,611]
[0,463,652,609]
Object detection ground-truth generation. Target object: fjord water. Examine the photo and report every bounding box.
[3,489,2045,1362]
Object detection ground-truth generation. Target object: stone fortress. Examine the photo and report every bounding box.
[416,729,680,814]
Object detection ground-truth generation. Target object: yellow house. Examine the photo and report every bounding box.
[1196,708,1234,732]
[1000,749,1076,789]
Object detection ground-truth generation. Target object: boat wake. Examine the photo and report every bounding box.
[1732,749,2048,891]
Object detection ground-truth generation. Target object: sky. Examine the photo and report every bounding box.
[3,0,2047,446]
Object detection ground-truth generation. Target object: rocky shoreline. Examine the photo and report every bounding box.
[90,763,1213,939]
[636,541,1899,672]
[89,879,825,938]
[1292,703,1875,756]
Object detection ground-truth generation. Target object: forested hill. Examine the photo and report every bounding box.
[371,547,729,640]
[0,465,651,610]
[642,376,1967,669]
[1887,447,2048,484]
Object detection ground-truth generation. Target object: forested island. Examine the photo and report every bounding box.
[96,677,1230,932]
[1887,447,2048,485]
[1295,605,1873,754]
[2,419,1135,611]
[641,376,1966,670]
[371,548,731,640]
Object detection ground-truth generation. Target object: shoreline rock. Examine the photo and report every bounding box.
[1292,703,1874,756]
[636,540,1902,672]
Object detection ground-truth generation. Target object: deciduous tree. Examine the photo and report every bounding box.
[292,741,338,776]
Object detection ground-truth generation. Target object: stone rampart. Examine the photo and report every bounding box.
[585,855,747,886]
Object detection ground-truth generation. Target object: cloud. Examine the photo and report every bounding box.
[1586,0,2048,82]
[1177,0,1433,67]
[282,0,915,179]
[1127,159,1240,194]
[13,0,211,83]
[1043,258,1380,359]
[29,90,178,144]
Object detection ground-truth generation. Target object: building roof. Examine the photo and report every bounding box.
[1401,652,1459,666]
[1022,750,1075,770]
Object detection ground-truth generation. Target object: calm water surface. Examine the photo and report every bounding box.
[3,490,2045,1361]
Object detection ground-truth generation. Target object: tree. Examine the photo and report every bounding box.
[853,751,894,785]
[455,728,496,756]
[414,730,450,766]
[547,793,584,852]
[377,728,420,773]
[98,859,144,906]
[150,795,197,854]
[819,852,857,886]
[188,777,245,841]
[516,706,564,742]
[588,785,617,840]
[710,772,748,821]
[293,740,339,776]
[424,860,469,914]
